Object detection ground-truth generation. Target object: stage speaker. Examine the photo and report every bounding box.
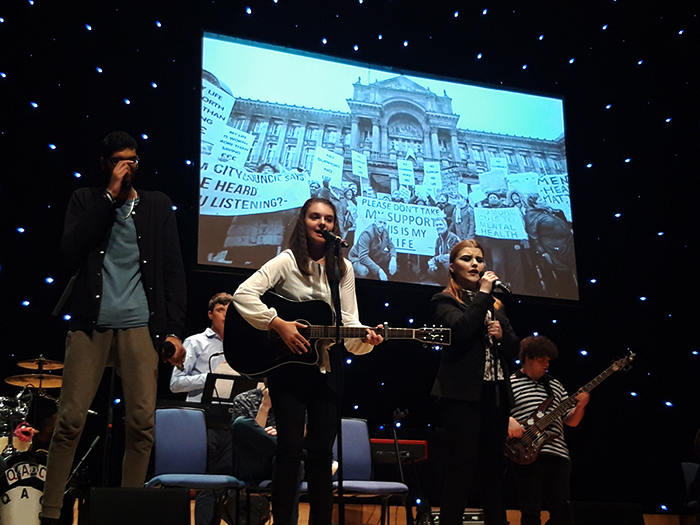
[568,500,645,525]
[88,487,190,525]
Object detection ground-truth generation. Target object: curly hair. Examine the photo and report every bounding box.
[519,335,559,362]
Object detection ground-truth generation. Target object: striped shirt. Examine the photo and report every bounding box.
[510,371,571,460]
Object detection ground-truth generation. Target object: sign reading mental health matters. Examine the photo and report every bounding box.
[310,146,344,188]
[354,197,445,256]
[199,162,310,216]
[474,207,528,240]
[537,173,571,221]
[351,151,369,179]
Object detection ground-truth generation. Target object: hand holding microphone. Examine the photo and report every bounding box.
[479,270,511,294]
[162,337,185,370]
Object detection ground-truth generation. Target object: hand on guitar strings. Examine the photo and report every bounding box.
[507,417,525,439]
[270,317,312,354]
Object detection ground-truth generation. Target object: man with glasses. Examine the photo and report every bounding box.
[41,131,187,524]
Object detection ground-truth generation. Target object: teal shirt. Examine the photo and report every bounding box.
[97,198,149,328]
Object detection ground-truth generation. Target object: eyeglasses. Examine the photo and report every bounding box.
[107,156,140,166]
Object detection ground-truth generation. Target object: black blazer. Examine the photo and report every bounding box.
[430,291,519,403]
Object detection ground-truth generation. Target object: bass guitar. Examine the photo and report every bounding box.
[223,291,451,377]
[504,353,634,465]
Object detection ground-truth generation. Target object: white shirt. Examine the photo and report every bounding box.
[170,327,225,402]
[232,249,374,364]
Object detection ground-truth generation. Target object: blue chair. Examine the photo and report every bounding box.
[333,418,411,525]
[145,407,244,523]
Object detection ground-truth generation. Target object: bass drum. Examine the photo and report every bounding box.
[0,435,32,455]
[0,451,46,525]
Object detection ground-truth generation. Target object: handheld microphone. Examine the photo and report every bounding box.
[479,271,512,294]
[320,229,349,248]
[162,340,184,370]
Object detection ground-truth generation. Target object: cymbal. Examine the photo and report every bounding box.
[17,357,64,370]
[5,374,63,389]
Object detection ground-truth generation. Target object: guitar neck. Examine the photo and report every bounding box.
[304,325,418,341]
[534,363,619,431]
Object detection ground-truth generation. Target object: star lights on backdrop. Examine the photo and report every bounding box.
[1,1,698,511]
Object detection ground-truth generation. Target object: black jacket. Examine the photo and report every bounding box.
[430,291,519,403]
[61,186,187,346]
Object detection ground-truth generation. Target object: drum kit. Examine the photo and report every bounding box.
[1,355,62,524]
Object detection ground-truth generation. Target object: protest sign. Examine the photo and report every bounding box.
[505,172,539,195]
[201,77,236,158]
[354,197,446,256]
[478,169,508,194]
[469,185,486,205]
[352,150,369,178]
[423,161,442,191]
[397,159,416,187]
[537,173,571,221]
[490,157,508,169]
[199,162,310,216]
[211,127,255,168]
[474,207,528,240]
[310,146,344,188]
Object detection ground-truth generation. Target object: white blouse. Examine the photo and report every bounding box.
[232,249,374,369]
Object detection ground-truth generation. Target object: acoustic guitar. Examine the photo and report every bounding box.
[223,291,451,377]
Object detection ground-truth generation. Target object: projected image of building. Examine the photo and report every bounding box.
[200,36,576,300]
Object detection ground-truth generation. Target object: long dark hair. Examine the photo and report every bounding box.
[444,239,502,309]
[288,197,346,278]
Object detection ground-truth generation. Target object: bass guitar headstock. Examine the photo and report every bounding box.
[611,351,635,372]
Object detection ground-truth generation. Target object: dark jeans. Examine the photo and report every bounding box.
[231,416,278,483]
[195,426,234,525]
[231,416,302,524]
[513,454,572,525]
[268,370,338,525]
[438,382,510,525]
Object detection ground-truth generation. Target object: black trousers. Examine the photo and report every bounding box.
[268,367,338,525]
[438,382,510,525]
[512,454,572,525]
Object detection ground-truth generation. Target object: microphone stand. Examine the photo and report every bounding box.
[328,241,346,525]
[391,409,407,485]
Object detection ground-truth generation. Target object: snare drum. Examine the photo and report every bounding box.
[0,451,46,525]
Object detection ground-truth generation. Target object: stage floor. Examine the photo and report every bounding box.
[69,500,691,524]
